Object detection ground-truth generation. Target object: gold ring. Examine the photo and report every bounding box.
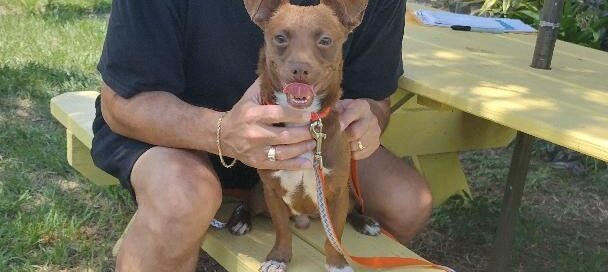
[357,141,366,151]
[267,146,277,162]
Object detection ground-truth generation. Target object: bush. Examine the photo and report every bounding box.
[465,0,608,50]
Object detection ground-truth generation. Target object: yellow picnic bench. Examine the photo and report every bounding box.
[50,91,443,272]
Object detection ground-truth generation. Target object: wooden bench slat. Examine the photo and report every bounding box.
[291,223,441,272]
[50,91,98,149]
[67,130,119,186]
[204,218,327,271]
[382,89,516,156]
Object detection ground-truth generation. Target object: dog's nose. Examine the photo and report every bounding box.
[289,63,310,80]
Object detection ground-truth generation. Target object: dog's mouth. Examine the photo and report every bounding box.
[282,82,315,109]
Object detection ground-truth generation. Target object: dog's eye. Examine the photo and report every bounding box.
[274,34,288,46]
[318,36,333,47]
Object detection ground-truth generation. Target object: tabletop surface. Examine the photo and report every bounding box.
[401,5,608,161]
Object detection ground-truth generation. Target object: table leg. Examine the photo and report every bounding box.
[488,132,535,272]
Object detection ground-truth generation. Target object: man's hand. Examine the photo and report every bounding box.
[220,79,315,170]
[336,98,389,160]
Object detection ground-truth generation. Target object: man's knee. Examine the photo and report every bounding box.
[380,175,432,238]
[361,151,434,239]
[411,173,433,215]
[132,147,223,232]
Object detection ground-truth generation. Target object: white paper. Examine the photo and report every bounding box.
[415,9,537,33]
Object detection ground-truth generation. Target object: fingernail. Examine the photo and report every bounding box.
[340,122,346,131]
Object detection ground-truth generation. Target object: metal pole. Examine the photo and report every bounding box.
[531,0,566,69]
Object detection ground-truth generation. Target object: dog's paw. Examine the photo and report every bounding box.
[325,264,354,272]
[259,260,287,272]
[227,202,252,236]
[347,212,381,236]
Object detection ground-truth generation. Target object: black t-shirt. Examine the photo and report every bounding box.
[92,0,406,192]
[97,0,406,109]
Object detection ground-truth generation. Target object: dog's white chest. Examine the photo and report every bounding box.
[272,153,323,215]
[271,91,331,214]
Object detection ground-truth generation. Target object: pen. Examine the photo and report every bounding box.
[450,25,505,34]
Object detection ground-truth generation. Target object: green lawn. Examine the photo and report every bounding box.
[0,0,134,271]
[0,0,606,271]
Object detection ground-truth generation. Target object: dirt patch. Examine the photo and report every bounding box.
[412,148,608,271]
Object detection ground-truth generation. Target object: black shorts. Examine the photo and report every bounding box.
[90,96,259,199]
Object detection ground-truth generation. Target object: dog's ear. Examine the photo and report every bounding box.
[243,0,287,27]
[321,0,368,32]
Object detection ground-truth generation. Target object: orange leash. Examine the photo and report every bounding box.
[305,107,453,271]
[313,161,454,271]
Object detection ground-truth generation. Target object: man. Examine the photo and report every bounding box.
[92,0,432,271]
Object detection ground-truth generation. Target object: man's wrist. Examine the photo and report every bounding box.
[192,107,225,153]
[363,98,391,132]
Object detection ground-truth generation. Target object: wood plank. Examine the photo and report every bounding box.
[66,130,118,186]
[382,91,516,156]
[407,3,608,69]
[413,152,471,206]
[399,11,608,161]
[50,91,98,148]
[403,23,607,91]
[416,96,455,112]
[203,202,328,271]
[204,217,327,272]
[290,222,441,271]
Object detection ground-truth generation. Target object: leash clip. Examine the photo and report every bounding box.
[310,119,326,168]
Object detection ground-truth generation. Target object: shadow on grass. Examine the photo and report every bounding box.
[41,1,110,22]
[0,62,98,103]
[10,0,111,22]
[0,61,100,178]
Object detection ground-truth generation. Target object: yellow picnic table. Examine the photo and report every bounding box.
[381,4,608,271]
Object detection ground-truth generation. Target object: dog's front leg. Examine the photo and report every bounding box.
[324,185,352,272]
[259,174,292,272]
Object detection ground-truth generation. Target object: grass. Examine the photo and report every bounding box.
[0,0,134,271]
[0,0,607,271]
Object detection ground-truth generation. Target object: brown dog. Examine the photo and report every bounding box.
[237,1,379,271]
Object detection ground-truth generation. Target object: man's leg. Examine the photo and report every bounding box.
[356,146,433,244]
[116,147,222,272]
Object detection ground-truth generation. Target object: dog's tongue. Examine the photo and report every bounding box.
[282,82,314,97]
[282,82,315,109]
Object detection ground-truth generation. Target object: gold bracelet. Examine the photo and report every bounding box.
[216,112,238,168]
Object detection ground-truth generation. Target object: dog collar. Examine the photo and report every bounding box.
[310,106,331,122]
